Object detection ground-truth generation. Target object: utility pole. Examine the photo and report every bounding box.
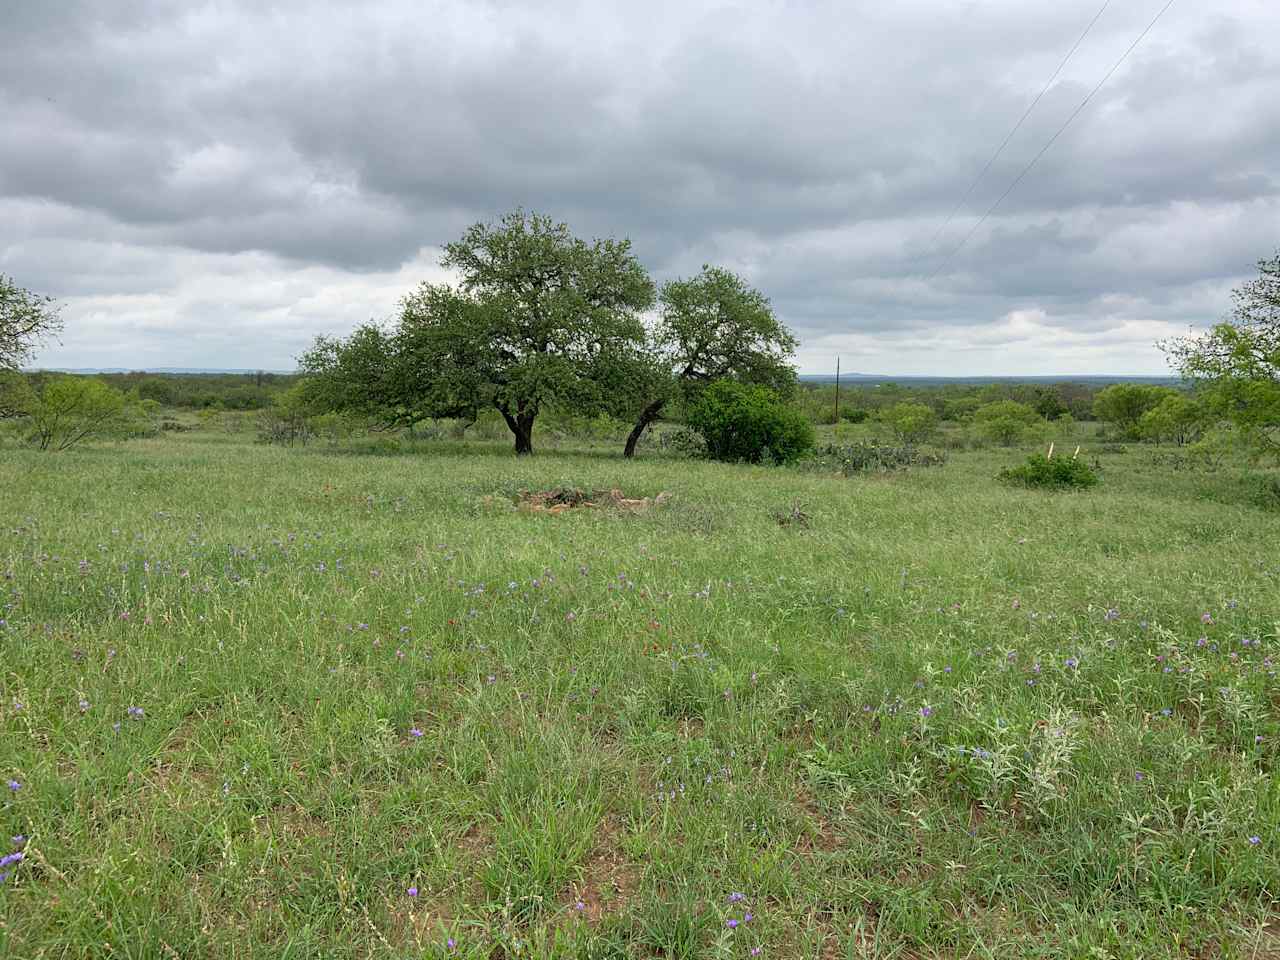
[833,356,840,424]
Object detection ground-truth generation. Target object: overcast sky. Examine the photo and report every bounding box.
[3,0,1277,375]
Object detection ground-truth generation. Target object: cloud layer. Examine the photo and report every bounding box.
[3,0,1277,374]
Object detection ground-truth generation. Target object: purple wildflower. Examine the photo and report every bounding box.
[407,886,418,897]
[1248,835,1261,846]
[1201,612,1214,624]
[726,918,739,929]
[5,780,18,792]
[409,727,424,739]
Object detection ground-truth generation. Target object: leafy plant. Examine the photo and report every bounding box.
[998,451,1098,489]
[24,376,133,451]
[1092,384,1175,438]
[972,400,1046,446]
[686,379,814,464]
[880,402,938,444]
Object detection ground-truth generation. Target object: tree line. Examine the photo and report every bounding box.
[2,227,1278,462]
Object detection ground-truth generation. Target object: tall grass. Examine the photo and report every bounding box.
[1,431,1277,958]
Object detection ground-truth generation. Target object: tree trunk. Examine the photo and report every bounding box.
[623,399,666,458]
[499,406,536,455]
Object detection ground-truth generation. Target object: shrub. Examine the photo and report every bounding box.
[998,453,1098,490]
[880,402,937,444]
[1247,474,1280,510]
[1092,384,1175,438]
[1138,394,1207,446]
[25,376,133,451]
[656,426,707,458]
[972,400,1045,446]
[839,407,869,423]
[686,380,814,464]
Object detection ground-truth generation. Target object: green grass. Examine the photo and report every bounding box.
[1,430,1278,958]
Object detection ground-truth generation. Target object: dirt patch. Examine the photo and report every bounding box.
[567,816,642,922]
[515,487,672,515]
[794,790,842,856]
[454,821,492,864]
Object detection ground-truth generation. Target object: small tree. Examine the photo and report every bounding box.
[880,402,937,444]
[622,266,797,457]
[1,276,63,372]
[26,377,130,451]
[972,400,1044,446]
[686,380,814,464]
[1161,250,1280,461]
[1092,384,1174,438]
[257,382,316,446]
[1138,394,1206,446]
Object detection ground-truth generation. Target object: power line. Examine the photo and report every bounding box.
[928,0,1179,283]
[927,0,1113,252]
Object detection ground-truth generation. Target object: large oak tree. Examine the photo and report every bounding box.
[301,211,655,455]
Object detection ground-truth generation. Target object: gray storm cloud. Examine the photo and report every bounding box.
[1,0,1277,374]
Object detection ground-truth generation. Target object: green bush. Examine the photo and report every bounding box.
[998,453,1098,490]
[687,380,814,464]
[880,402,938,444]
[24,376,133,451]
[972,400,1045,446]
[1246,474,1280,510]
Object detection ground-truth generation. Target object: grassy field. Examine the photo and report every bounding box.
[1,430,1278,959]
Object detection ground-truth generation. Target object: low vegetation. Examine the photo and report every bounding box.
[997,450,1100,489]
[1,417,1277,958]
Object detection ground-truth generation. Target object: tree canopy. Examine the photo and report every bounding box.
[1091,383,1174,437]
[301,211,655,454]
[1,275,62,372]
[1162,250,1280,460]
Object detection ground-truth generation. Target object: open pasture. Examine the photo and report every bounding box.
[1,435,1278,958]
